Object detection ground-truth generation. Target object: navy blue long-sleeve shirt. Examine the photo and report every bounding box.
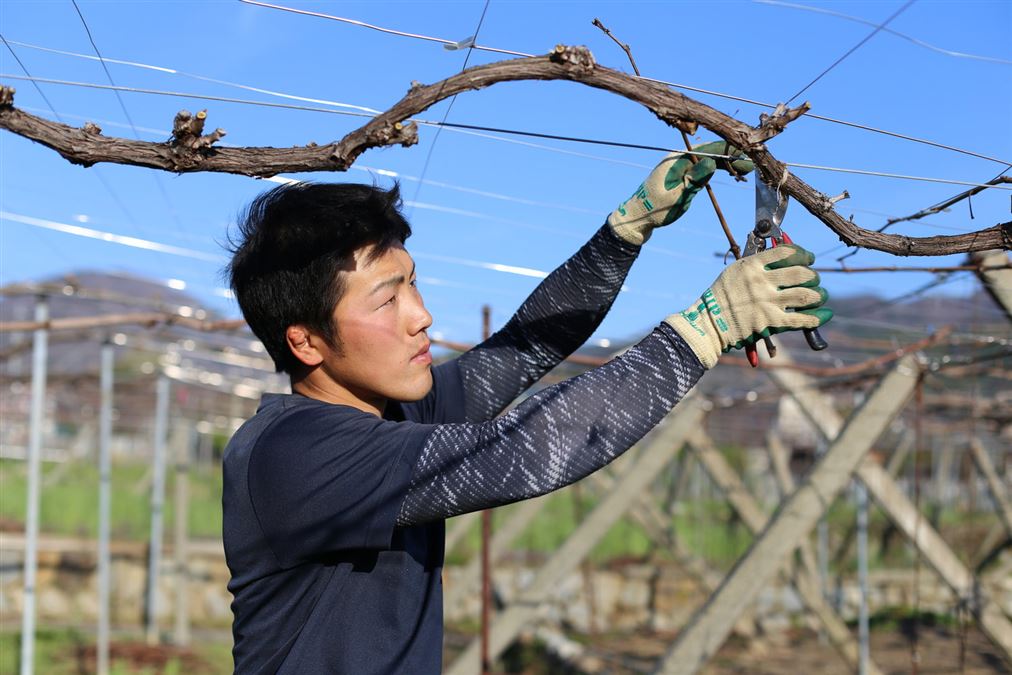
[222,225,705,673]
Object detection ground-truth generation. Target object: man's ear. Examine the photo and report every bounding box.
[286,325,325,367]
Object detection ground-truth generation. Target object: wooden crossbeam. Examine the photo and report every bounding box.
[689,430,885,675]
[444,511,480,556]
[765,431,822,588]
[446,400,704,675]
[770,354,1012,667]
[654,356,919,674]
[969,438,1012,537]
[444,495,549,612]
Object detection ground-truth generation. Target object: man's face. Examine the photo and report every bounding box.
[314,243,434,412]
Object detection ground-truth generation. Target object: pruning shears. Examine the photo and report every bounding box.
[742,177,828,367]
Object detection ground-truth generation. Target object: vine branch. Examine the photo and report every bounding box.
[591,17,744,260]
[1,45,1008,256]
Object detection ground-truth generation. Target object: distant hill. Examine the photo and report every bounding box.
[2,269,1008,380]
[1,271,236,378]
[830,290,1007,328]
[0,268,1008,454]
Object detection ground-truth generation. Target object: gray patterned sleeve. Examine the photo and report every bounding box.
[455,223,640,422]
[396,322,705,526]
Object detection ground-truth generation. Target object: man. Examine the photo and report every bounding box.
[222,142,831,673]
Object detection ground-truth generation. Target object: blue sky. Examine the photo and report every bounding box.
[1,0,1010,345]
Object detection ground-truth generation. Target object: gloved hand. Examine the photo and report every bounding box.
[607,141,754,246]
[665,245,832,369]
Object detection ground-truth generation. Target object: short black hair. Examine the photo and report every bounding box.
[227,182,411,374]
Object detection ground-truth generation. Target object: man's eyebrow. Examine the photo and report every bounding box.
[368,263,415,295]
[369,274,404,295]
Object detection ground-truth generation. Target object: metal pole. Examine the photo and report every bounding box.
[19,296,48,675]
[146,376,170,645]
[856,481,870,675]
[479,304,492,675]
[96,341,114,675]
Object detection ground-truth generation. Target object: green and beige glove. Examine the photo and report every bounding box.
[608,141,754,246]
[666,245,833,369]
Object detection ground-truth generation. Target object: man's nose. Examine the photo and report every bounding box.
[410,295,433,334]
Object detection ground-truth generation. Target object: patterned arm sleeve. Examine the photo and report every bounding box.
[455,223,640,422]
[396,322,705,526]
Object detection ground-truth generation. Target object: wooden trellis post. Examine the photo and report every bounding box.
[655,356,919,674]
[690,430,884,675]
[770,352,1012,666]
[834,431,913,569]
[444,511,480,556]
[970,250,1012,320]
[446,400,705,675]
[969,438,1012,537]
[765,431,821,586]
[444,495,550,613]
[587,468,722,594]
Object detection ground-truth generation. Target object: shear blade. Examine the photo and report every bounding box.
[755,179,788,231]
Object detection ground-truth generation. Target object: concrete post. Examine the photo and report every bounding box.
[856,482,870,675]
[20,296,48,675]
[172,423,191,646]
[857,460,1012,662]
[97,341,114,675]
[146,376,170,644]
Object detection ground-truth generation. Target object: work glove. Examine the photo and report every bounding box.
[665,245,832,369]
[607,141,754,246]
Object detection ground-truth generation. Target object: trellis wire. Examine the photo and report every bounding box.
[237,0,1012,168]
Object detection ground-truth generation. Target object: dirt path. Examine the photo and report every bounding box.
[447,624,1011,674]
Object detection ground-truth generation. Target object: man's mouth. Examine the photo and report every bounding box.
[411,342,432,364]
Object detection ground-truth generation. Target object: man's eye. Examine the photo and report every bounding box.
[381,295,396,307]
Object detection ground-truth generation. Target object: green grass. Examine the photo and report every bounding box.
[444,479,995,571]
[446,488,753,568]
[0,629,233,674]
[1,456,994,573]
[0,459,223,540]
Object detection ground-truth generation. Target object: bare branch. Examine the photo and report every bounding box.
[815,264,1011,273]
[784,326,953,378]
[886,176,1012,227]
[2,48,1009,256]
[592,18,641,76]
[591,19,743,259]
